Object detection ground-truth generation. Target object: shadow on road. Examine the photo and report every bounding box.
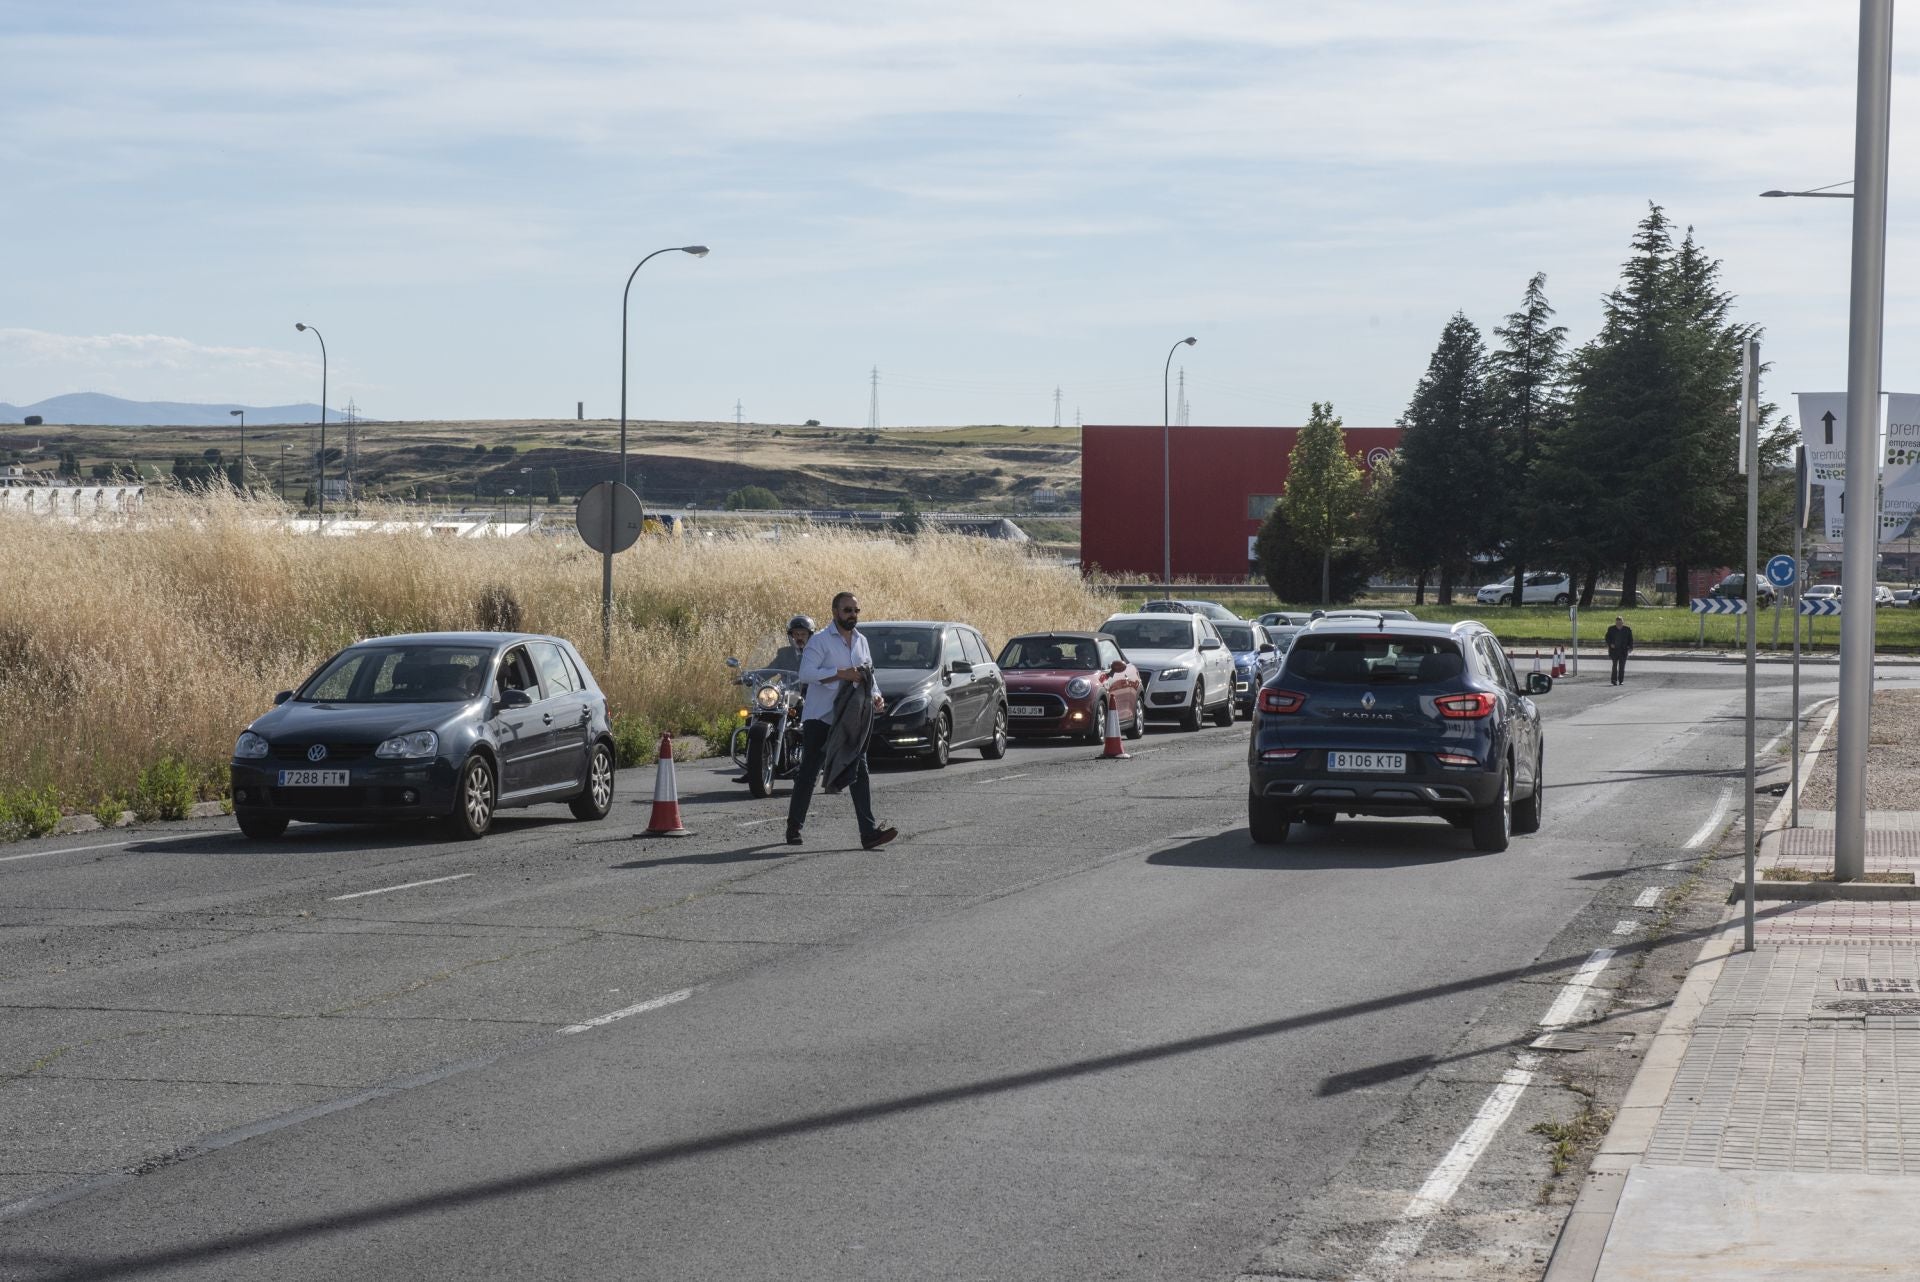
[1147,825,1484,870]
[611,846,791,870]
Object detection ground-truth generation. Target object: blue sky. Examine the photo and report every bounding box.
[3,1,1917,428]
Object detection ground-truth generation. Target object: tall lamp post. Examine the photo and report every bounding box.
[520,466,533,528]
[606,244,708,651]
[279,444,289,502]
[229,409,245,481]
[1163,336,1197,588]
[294,323,327,521]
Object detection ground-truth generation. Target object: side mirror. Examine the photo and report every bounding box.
[1258,643,1277,654]
[1199,638,1223,651]
[1527,672,1553,695]
[495,687,534,712]
[273,690,293,705]
[1110,659,1127,674]
[726,657,740,668]
[947,659,974,676]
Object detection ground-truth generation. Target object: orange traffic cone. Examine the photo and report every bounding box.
[1532,649,1544,676]
[642,733,692,836]
[1096,703,1131,760]
[1552,647,1564,677]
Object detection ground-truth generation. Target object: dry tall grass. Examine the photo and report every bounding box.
[0,492,1118,811]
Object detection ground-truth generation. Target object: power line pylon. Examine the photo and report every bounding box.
[1053,386,1062,428]
[867,366,880,431]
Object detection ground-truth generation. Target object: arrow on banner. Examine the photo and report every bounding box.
[1690,597,1749,615]
[1822,410,1837,445]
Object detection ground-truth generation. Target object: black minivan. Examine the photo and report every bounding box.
[862,621,1009,767]
[1246,618,1549,852]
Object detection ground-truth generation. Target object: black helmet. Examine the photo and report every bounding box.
[787,614,816,635]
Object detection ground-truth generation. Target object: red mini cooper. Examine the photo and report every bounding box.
[996,631,1145,742]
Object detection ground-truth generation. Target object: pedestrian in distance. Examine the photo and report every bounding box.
[786,591,899,851]
[1606,614,1634,686]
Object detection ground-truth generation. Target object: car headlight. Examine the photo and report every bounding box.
[1065,677,1092,698]
[234,731,270,759]
[375,731,439,759]
[1158,666,1189,681]
[890,694,929,718]
[754,684,782,709]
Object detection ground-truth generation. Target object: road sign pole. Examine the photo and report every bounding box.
[1743,339,1759,952]
[1836,0,1893,884]
[1569,604,1579,678]
[1793,447,1806,828]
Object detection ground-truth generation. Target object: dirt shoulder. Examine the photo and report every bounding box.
[1798,688,1920,811]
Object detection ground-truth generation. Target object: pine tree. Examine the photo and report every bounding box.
[1278,402,1366,604]
[1383,313,1498,603]
[1487,274,1568,607]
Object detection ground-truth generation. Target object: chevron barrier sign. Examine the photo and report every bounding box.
[1800,598,1842,617]
[1690,597,1748,616]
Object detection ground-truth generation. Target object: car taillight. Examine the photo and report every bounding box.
[1435,751,1479,766]
[1257,688,1306,714]
[1260,748,1299,761]
[1435,692,1496,719]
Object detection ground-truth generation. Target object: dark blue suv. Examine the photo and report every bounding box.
[1246,618,1549,852]
[1214,620,1283,719]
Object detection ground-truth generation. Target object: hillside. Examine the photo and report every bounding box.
[0,392,343,427]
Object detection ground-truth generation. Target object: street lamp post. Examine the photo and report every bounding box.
[279,444,288,502]
[229,409,245,482]
[294,323,327,522]
[606,245,708,653]
[520,466,533,528]
[1163,336,1197,588]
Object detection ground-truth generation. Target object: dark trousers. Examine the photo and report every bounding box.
[786,718,879,839]
[1610,654,1627,684]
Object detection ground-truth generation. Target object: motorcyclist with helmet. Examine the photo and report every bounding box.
[771,615,815,674]
[729,615,815,787]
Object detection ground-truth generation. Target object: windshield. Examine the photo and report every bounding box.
[1216,624,1255,650]
[299,645,492,703]
[861,625,941,671]
[1267,627,1300,652]
[1284,635,1463,685]
[1102,619,1195,652]
[998,636,1099,670]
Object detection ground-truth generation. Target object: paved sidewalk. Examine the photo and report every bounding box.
[1548,689,1920,1280]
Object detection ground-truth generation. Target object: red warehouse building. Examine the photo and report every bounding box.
[1079,424,1404,582]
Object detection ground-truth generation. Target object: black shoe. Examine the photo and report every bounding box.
[861,826,898,851]
[785,829,803,846]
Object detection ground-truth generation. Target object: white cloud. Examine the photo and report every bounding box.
[0,328,323,405]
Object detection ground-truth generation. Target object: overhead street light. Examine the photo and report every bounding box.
[1760,180,1856,198]
[294,323,327,522]
[1163,336,1197,587]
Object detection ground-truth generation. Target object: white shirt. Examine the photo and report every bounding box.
[798,625,872,723]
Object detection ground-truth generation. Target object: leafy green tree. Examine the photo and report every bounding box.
[543,467,561,504]
[892,494,923,536]
[1384,315,1498,602]
[724,485,780,510]
[1279,401,1366,604]
[1254,500,1371,604]
[1487,273,1568,607]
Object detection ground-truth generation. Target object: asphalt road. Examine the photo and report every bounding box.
[0,659,1907,1280]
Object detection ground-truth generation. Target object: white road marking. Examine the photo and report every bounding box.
[735,818,779,828]
[1613,919,1639,936]
[986,772,1032,782]
[558,987,693,1035]
[0,830,211,864]
[1683,787,1734,850]
[1355,947,1614,1278]
[329,873,473,901]
[1634,887,1662,909]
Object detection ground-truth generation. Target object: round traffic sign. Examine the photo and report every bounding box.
[1765,554,1797,588]
[575,482,643,554]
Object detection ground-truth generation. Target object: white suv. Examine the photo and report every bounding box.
[1097,612,1236,731]
[1476,571,1572,606]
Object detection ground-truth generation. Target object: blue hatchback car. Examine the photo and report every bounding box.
[1246,618,1549,852]
[1215,620,1284,719]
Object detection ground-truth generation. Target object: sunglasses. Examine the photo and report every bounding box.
[839,606,861,615]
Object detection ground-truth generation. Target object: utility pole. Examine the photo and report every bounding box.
[1053,386,1063,429]
[344,398,359,508]
[867,366,880,432]
[1740,338,1759,950]
[1835,0,1893,883]
[734,398,744,465]
[1177,367,1189,426]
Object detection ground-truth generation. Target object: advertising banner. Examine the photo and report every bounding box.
[1797,392,1849,485]
[1885,393,1920,539]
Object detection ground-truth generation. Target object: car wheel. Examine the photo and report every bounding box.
[1471,761,1513,853]
[744,722,775,798]
[1512,745,1544,835]
[1498,593,1513,606]
[236,812,288,840]
[1553,593,1571,606]
[1178,684,1204,732]
[1210,688,1235,727]
[981,705,1009,759]
[1249,793,1290,845]
[1124,698,1145,739]
[1083,698,1107,743]
[923,711,951,768]
[570,741,616,820]
[443,755,496,840]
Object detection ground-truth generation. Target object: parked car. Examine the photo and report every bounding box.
[1710,573,1777,607]
[1247,618,1550,853]
[1258,611,1315,627]
[230,631,616,841]
[1873,584,1897,607]
[996,631,1144,741]
[862,621,1008,767]
[1098,612,1236,730]
[1141,598,1243,623]
[1475,570,1573,606]
[1311,608,1418,623]
[1216,620,1284,719]
[1804,583,1840,603]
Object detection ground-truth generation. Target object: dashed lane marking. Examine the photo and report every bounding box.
[558,987,694,1035]
[329,873,473,901]
[1634,887,1662,909]
[1613,919,1639,935]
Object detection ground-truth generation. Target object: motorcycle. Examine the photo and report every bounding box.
[726,641,807,798]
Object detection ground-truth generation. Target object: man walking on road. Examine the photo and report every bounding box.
[787,592,898,851]
[1606,614,1634,686]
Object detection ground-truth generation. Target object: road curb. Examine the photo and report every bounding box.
[1541,898,1743,1282]
[1731,879,1920,901]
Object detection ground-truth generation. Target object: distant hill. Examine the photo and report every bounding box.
[0,392,353,427]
